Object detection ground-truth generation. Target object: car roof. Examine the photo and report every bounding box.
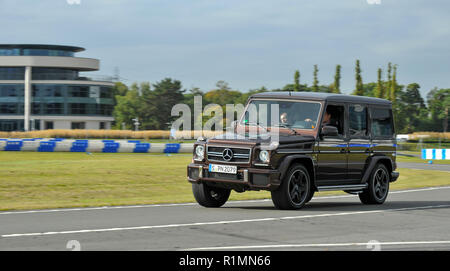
[249,91,391,105]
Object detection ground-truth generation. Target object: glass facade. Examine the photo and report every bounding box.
[0,48,74,57]
[32,68,79,80]
[0,84,114,117]
[0,68,25,80]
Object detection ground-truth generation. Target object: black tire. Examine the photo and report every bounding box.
[271,164,312,210]
[192,183,231,208]
[359,163,390,205]
[305,191,315,203]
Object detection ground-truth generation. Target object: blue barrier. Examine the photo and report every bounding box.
[70,140,89,152]
[134,143,151,153]
[0,139,193,153]
[4,141,23,151]
[164,143,181,153]
[102,142,120,153]
[38,141,56,152]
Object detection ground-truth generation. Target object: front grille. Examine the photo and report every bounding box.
[207,145,251,163]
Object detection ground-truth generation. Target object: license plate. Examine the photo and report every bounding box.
[209,164,237,174]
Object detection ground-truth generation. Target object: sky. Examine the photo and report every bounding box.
[1,0,449,98]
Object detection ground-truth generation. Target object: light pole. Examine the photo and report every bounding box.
[132,118,140,131]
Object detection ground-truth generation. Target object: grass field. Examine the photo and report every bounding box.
[0,152,449,211]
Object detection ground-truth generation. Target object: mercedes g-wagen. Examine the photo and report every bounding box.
[187,92,399,210]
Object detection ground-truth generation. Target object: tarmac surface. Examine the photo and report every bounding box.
[1,186,449,251]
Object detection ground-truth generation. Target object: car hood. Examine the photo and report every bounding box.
[206,132,315,146]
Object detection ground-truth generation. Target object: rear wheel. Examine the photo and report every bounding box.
[359,163,390,204]
[271,164,311,210]
[192,183,231,208]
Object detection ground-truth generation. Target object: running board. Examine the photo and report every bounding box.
[317,184,368,192]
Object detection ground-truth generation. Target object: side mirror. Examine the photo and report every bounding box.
[321,126,338,137]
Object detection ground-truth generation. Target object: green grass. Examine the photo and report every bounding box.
[0,152,449,211]
[397,153,450,164]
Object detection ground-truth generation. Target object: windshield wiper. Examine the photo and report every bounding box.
[245,122,268,133]
[276,123,300,135]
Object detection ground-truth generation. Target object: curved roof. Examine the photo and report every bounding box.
[250,91,391,105]
[0,44,85,52]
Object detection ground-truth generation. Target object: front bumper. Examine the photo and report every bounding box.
[187,163,281,191]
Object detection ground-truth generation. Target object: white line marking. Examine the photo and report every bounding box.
[184,240,450,251]
[1,186,449,215]
[2,204,449,238]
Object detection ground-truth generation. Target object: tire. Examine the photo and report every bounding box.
[305,191,315,203]
[271,164,312,210]
[192,182,231,208]
[359,163,390,205]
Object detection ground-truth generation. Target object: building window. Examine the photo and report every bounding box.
[71,122,86,129]
[69,103,87,115]
[0,103,18,114]
[69,86,89,97]
[44,103,64,115]
[99,122,106,129]
[45,121,54,130]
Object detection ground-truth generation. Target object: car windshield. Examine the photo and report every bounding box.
[241,99,322,130]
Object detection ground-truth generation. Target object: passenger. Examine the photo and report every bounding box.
[280,112,288,124]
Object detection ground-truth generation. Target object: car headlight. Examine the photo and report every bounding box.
[259,150,270,163]
[195,145,205,160]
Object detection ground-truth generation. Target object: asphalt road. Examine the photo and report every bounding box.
[1,186,450,251]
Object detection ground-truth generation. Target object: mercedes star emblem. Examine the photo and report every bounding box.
[222,148,234,161]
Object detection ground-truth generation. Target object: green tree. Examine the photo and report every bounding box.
[294,70,300,92]
[386,62,392,99]
[428,88,450,132]
[374,68,384,98]
[331,64,341,94]
[113,87,142,130]
[353,59,364,96]
[312,65,319,92]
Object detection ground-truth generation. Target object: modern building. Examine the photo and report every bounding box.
[0,44,115,131]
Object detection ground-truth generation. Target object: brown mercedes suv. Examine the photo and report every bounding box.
[187,92,399,210]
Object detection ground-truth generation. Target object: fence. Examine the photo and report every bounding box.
[0,139,194,153]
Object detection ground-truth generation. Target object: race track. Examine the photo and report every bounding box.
[1,186,450,251]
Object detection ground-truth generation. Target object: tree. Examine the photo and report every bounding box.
[386,62,392,100]
[389,65,398,104]
[294,70,300,92]
[331,64,341,94]
[428,88,450,132]
[113,87,142,130]
[374,68,384,98]
[397,83,428,133]
[312,65,319,92]
[353,59,364,96]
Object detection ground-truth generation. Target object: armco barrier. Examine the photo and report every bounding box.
[0,139,194,153]
[421,149,449,160]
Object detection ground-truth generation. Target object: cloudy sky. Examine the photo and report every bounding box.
[1,0,449,97]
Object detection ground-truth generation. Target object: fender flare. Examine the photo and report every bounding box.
[278,154,317,186]
[360,156,394,184]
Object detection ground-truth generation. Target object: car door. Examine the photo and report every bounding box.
[347,103,371,182]
[316,103,348,185]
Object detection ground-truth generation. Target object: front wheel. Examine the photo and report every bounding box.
[359,163,390,204]
[192,183,231,208]
[271,164,312,210]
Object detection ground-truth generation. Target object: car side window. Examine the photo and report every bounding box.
[349,104,368,138]
[371,107,394,138]
[322,104,345,138]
